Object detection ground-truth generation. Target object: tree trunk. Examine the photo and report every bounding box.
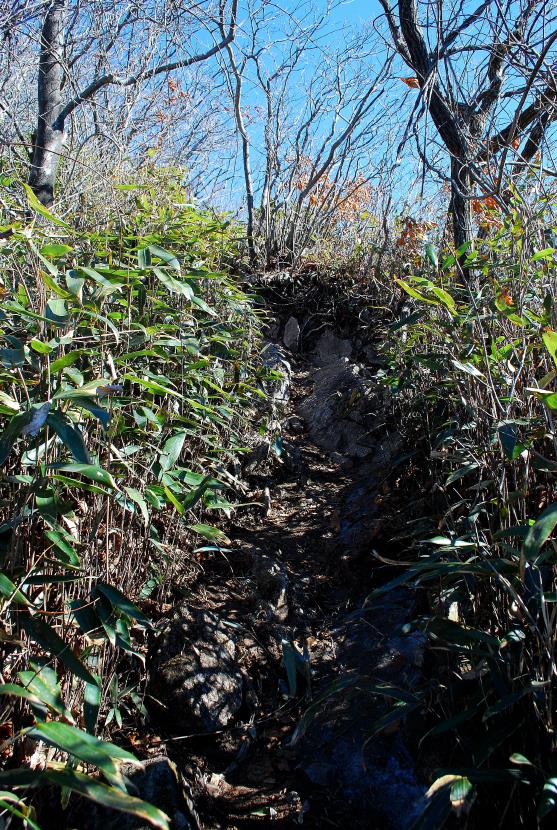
[28,0,66,207]
[450,156,473,252]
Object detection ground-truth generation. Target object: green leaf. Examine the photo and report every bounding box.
[84,676,101,733]
[395,278,439,306]
[510,753,535,767]
[0,767,170,830]
[0,572,31,605]
[66,271,85,302]
[159,432,187,472]
[124,487,150,524]
[538,777,557,818]
[0,410,35,465]
[30,338,53,354]
[445,462,480,485]
[451,359,485,379]
[431,286,456,313]
[191,295,216,315]
[531,248,555,261]
[188,523,231,545]
[425,243,438,268]
[0,344,26,368]
[18,661,74,722]
[50,350,88,373]
[23,184,71,229]
[43,525,80,567]
[41,243,73,258]
[181,476,214,512]
[163,484,184,515]
[54,463,117,489]
[498,423,525,461]
[28,721,138,785]
[0,683,45,710]
[124,374,183,399]
[19,615,96,685]
[523,503,557,562]
[542,328,557,368]
[146,244,181,271]
[71,397,111,428]
[152,268,193,299]
[0,790,42,830]
[68,598,104,640]
[53,377,113,400]
[0,391,20,413]
[47,410,91,463]
[46,298,69,324]
[95,582,151,627]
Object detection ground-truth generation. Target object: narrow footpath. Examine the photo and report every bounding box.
[146,338,427,829]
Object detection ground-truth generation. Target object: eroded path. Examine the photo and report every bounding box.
[147,351,426,829]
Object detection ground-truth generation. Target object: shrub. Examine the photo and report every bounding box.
[0,171,267,827]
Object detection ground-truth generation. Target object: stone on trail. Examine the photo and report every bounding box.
[149,606,243,734]
[314,328,352,365]
[283,315,301,351]
[298,361,375,459]
[262,342,291,407]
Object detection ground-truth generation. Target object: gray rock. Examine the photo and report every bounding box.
[262,342,291,408]
[79,756,198,830]
[149,607,243,733]
[252,552,289,622]
[314,329,352,365]
[298,361,373,458]
[283,316,301,351]
[243,439,271,473]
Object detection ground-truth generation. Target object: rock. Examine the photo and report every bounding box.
[283,316,301,351]
[298,361,374,458]
[243,439,271,473]
[149,607,243,733]
[314,329,352,365]
[262,342,291,408]
[284,414,305,434]
[252,552,289,622]
[281,440,308,481]
[78,756,198,830]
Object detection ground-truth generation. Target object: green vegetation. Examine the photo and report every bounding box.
[0,171,268,827]
[377,190,557,825]
[2,0,557,825]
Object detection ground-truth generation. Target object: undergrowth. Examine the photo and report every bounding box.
[0,171,270,828]
[375,191,557,827]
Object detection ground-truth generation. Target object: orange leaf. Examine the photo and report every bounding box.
[400,77,420,89]
[498,292,513,307]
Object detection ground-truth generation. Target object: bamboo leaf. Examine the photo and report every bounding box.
[23,184,71,229]
[19,615,96,685]
[0,767,170,830]
[523,503,557,562]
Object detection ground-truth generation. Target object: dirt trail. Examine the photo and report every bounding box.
[157,358,426,829]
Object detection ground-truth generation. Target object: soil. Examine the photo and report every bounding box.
[149,359,427,829]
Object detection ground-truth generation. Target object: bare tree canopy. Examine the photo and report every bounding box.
[2,0,238,204]
[378,0,557,250]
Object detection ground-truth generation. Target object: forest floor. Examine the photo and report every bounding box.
[144,348,428,829]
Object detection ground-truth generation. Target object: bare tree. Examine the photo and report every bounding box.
[14,0,238,205]
[219,0,397,267]
[378,0,557,251]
